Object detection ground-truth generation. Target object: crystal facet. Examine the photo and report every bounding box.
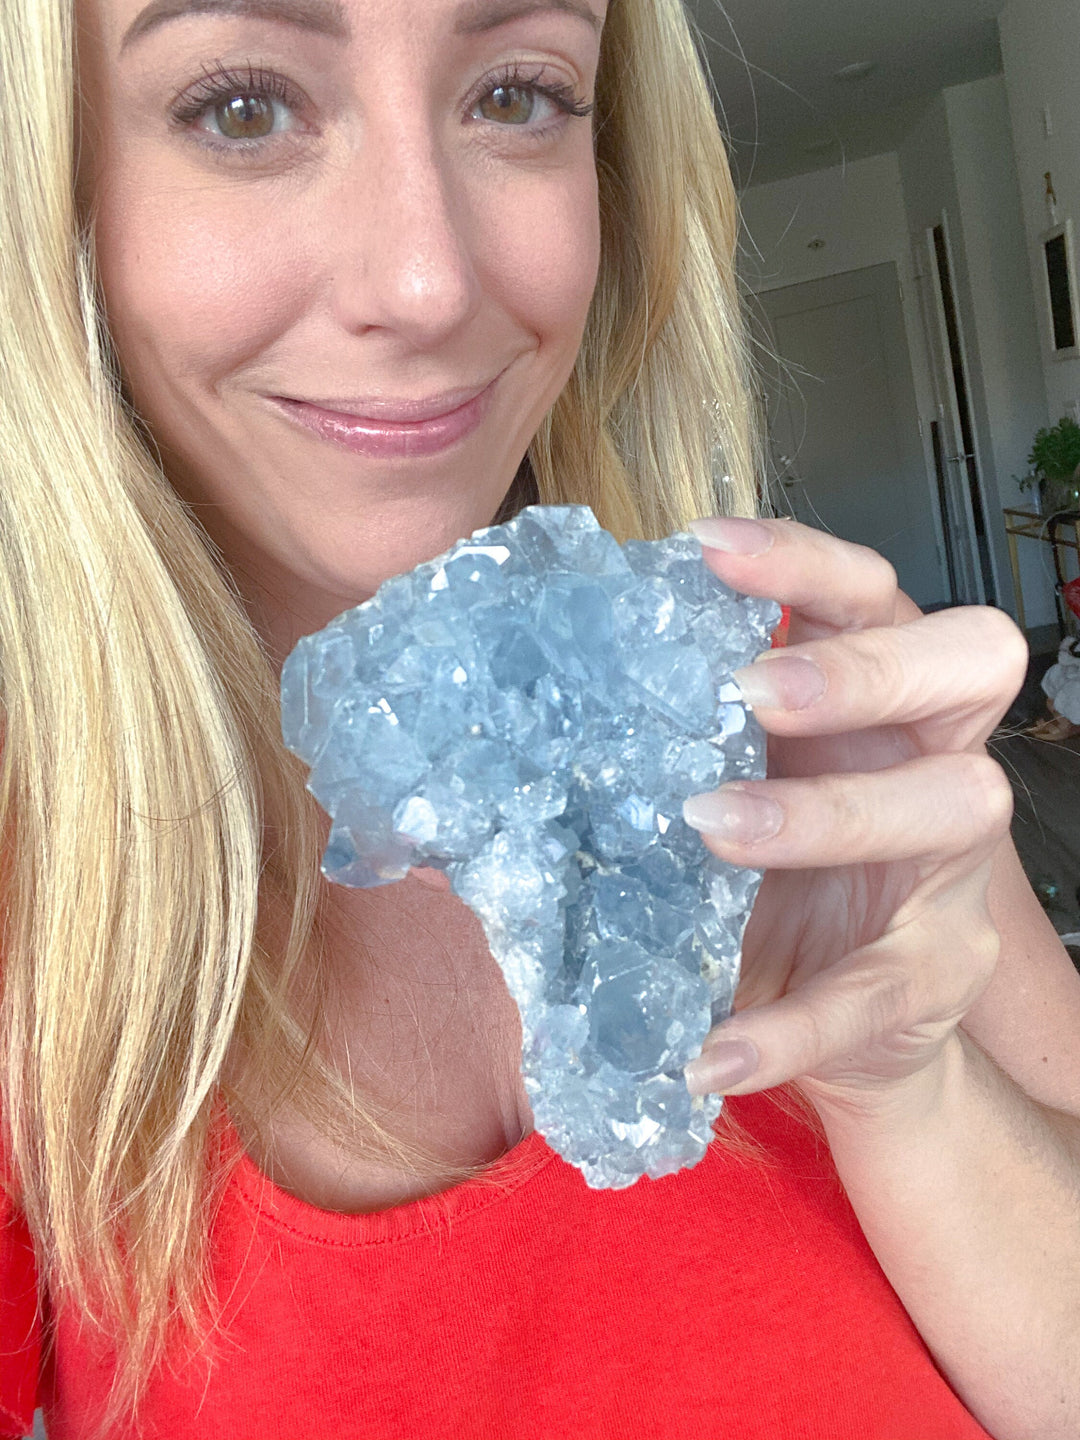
[281,505,779,1187]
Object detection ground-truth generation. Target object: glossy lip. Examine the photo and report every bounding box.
[268,375,500,459]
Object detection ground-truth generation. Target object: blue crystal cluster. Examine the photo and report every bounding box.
[281,506,778,1187]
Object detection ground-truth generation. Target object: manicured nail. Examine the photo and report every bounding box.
[682,785,783,844]
[732,654,826,711]
[684,1038,760,1095]
[689,516,774,557]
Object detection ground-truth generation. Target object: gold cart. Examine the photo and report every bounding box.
[1003,506,1080,636]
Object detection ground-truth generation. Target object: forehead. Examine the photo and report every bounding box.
[89,0,605,54]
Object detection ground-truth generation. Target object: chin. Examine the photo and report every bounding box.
[282,493,512,619]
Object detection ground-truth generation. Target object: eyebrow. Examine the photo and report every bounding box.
[454,0,602,35]
[121,0,350,51]
[120,0,601,52]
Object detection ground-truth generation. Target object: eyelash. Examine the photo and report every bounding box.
[168,60,594,156]
[486,62,594,125]
[169,62,301,136]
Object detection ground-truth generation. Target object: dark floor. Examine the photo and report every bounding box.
[996,646,1080,941]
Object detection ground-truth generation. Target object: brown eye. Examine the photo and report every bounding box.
[214,94,276,140]
[477,85,536,125]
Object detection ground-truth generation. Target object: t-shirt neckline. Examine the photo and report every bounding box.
[224,1119,557,1248]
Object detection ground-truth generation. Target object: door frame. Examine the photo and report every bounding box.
[917,212,1000,606]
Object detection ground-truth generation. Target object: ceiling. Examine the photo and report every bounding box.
[686,0,1006,187]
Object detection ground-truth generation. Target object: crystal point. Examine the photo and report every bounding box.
[281,505,778,1187]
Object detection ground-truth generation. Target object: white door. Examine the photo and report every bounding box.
[757,262,950,611]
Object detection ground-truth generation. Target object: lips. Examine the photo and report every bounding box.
[268,377,499,459]
[282,382,495,424]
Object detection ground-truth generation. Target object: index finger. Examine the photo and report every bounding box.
[689,516,917,636]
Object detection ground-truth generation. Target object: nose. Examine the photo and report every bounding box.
[327,117,483,350]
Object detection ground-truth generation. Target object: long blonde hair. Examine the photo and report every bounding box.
[0,0,758,1428]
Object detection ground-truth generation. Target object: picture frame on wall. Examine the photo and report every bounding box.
[1040,219,1080,361]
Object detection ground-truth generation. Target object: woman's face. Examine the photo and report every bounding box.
[77,0,606,652]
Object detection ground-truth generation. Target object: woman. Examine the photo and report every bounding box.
[1,0,1079,1435]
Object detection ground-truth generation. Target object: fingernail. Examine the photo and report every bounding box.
[682,785,783,844]
[685,1038,760,1095]
[733,654,826,711]
[689,516,774,557]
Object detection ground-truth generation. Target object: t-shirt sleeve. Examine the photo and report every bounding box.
[0,1176,40,1438]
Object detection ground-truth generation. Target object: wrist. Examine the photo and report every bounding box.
[797,1031,968,1140]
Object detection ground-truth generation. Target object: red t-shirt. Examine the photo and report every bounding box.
[2,1093,991,1440]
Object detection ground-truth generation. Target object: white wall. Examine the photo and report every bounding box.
[740,153,913,296]
[1000,0,1080,422]
[942,77,1052,626]
[946,76,1048,514]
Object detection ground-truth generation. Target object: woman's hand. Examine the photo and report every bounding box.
[680,515,1028,1111]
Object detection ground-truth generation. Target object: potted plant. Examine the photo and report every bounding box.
[1019,416,1080,514]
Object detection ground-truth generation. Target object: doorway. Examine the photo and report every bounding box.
[756,261,950,611]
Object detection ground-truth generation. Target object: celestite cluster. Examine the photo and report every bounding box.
[281,505,778,1187]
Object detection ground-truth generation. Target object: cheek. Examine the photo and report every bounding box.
[475,159,601,355]
[93,162,306,392]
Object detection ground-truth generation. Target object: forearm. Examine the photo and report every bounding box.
[807,1032,1080,1440]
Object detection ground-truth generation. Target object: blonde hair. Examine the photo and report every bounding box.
[0,0,759,1428]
